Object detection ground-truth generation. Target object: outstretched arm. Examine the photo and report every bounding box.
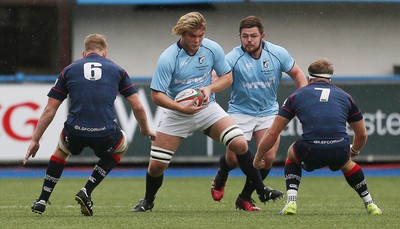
[126,94,156,141]
[253,116,290,169]
[23,97,62,165]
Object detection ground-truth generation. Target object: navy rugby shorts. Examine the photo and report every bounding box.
[293,140,351,172]
[59,126,123,158]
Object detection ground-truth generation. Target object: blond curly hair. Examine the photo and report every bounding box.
[172,12,207,36]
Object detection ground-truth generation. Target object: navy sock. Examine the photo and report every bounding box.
[38,155,66,202]
[284,160,302,192]
[145,172,164,203]
[343,164,369,198]
[84,155,119,196]
[218,154,234,178]
[236,150,264,195]
[240,168,271,198]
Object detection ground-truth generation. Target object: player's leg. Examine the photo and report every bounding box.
[211,114,250,201]
[341,159,382,214]
[132,132,182,212]
[280,142,301,215]
[31,129,71,214]
[211,149,237,201]
[208,116,274,203]
[236,129,283,210]
[83,129,128,196]
[75,129,129,216]
[132,107,191,212]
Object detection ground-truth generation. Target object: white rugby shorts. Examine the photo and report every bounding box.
[230,114,276,141]
[157,102,229,138]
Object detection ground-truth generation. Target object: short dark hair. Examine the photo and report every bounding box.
[239,16,264,34]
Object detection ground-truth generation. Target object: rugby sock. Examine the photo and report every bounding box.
[84,154,119,196]
[284,159,302,192]
[218,154,235,178]
[38,155,66,202]
[240,168,271,199]
[144,172,164,203]
[286,189,298,203]
[343,163,370,199]
[236,150,264,195]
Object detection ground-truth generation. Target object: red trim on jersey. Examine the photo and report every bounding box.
[345,163,361,177]
[51,87,67,96]
[50,155,66,165]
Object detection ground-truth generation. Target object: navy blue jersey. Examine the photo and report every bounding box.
[48,53,137,137]
[279,80,363,148]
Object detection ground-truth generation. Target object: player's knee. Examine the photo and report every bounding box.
[150,146,174,164]
[114,130,129,154]
[220,125,246,149]
[148,157,169,176]
[54,148,69,161]
[228,137,248,155]
[57,132,70,155]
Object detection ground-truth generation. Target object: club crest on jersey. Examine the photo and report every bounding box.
[263,60,269,69]
[198,55,205,64]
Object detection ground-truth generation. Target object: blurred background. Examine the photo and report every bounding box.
[1,0,399,166]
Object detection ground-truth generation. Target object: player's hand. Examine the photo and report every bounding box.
[350,144,360,158]
[197,87,211,105]
[23,141,40,165]
[179,99,205,114]
[253,158,265,170]
[147,130,157,141]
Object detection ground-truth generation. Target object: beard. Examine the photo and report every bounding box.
[243,41,262,56]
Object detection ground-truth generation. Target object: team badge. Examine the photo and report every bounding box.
[263,60,269,69]
[198,55,205,64]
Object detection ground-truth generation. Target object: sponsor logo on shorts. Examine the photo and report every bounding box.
[74,125,106,132]
[313,137,344,145]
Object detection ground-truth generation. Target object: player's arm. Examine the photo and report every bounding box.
[151,90,203,115]
[200,71,232,103]
[126,93,156,141]
[23,97,62,165]
[287,64,307,89]
[253,115,290,169]
[348,119,368,157]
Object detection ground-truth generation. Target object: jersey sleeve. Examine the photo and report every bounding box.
[150,52,173,93]
[212,43,231,76]
[119,70,137,97]
[278,96,296,121]
[279,47,295,73]
[347,96,363,123]
[268,42,295,73]
[47,71,68,101]
[225,50,237,69]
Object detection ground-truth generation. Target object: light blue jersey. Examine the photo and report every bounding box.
[226,40,295,116]
[150,38,231,103]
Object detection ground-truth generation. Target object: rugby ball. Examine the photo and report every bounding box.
[174,88,205,107]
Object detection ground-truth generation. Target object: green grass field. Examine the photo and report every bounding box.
[1,176,398,228]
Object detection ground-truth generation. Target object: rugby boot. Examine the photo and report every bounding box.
[211,170,227,201]
[132,199,154,212]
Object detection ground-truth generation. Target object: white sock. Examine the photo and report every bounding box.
[362,194,373,205]
[287,189,298,202]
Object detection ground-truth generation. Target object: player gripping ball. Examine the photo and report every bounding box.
[174,88,205,107]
